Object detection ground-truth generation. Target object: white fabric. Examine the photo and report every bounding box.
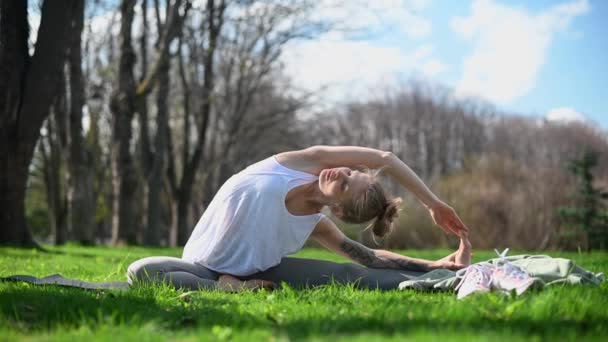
[182,156,325,276]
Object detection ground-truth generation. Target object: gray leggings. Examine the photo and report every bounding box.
[127,256,421,291]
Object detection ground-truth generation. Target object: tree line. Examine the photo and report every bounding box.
[302,82,608,250]
[2,0,607,250]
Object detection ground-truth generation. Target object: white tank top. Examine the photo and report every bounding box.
[182,155,325,276]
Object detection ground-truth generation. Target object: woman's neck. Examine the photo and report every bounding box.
[289,181,331,212]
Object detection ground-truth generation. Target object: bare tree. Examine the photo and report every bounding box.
[111,0,188,245]
[0,0,78,246]
[205,1,321,196]
[109,0,138,245]
[143,0,191,245]
[66,0,95,244]
[164,0,331,246]
[166,0,226,246]
[39,101,69,245]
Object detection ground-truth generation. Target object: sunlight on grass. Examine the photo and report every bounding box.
[1,245,607,341]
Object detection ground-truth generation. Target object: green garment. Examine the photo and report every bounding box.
[398,254,605,291]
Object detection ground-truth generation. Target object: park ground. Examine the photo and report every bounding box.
[1,245,607,341]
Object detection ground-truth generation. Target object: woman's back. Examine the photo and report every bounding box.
[182,156,324,276]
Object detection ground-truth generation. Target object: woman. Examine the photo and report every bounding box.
[128,146,472,291]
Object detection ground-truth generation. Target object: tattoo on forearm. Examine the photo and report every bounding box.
[339,238,377,266]
[339,238,428,272]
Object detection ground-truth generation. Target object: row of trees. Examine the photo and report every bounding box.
[4,0,329,246]
[300,82,608,250]
[2,1,607,249]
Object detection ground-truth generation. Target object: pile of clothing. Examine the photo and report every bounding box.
[399,249,605,299]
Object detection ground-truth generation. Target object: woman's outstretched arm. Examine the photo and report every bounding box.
[276,145,392,174]
[383,152,469,237]
[310,218,464,272]
[306,145,394,170]
[301,145,469,237]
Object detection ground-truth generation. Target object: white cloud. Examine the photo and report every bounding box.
[282,39,445,105]
[315,0,433,39]
[451,0,589,104]
[410,44,433,61]
[282,39,404,103]
[421,59,447,77]
[280,1,447,105]
[546,107,586,123]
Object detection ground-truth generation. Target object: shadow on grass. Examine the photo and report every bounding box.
[0,285,268,333]
[1,285,606,339]
[280,313,605,339]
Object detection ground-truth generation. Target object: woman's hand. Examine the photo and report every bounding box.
[427,200,469,238]
[430,259,467,271]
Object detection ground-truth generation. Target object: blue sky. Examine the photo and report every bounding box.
[281,0,607,128]
[28,0,605,128]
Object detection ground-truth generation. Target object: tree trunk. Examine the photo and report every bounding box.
[137,0,188,245]
[168,197,178,247]
[0,0,77,246]
[175,0,225,246]
[137,0,151,242]
[176,189,192,246]
[39,69,69,245]
[110,0,138,245]
[0,151,32,245]
[41,106,69,245]
[145,57,169,245]
[67,0,95,244]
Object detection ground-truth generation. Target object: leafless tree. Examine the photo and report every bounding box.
[110,0,189,245]
[165,0,227,246]
[109,0,138,245]
[66,0,96,244]
[0,0,79,246]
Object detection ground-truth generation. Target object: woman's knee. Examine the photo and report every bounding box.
[127,257,160,284]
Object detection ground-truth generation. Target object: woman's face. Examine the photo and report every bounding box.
[319,167,372,205]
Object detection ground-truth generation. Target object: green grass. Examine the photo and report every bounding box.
[1,245,607,341]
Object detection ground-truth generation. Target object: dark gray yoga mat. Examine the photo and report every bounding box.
[1,274,131,290]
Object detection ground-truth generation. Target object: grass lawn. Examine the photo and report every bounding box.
[1,245,607,341]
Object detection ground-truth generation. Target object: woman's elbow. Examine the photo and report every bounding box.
[380,151,396,168]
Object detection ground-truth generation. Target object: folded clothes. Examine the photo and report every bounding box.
[399,253,605,293]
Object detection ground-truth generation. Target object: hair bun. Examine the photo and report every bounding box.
[383,197,402,222]
[372,197,403,241]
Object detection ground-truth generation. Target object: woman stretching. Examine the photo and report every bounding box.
[127,146,472,291]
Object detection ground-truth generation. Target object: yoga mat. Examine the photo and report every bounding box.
[1,274,131,290]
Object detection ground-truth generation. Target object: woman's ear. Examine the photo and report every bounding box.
[330,204,343,218]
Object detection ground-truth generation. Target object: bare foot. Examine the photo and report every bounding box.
[218,274,276,292]
[455,238,473,266]
[243,278,277,291]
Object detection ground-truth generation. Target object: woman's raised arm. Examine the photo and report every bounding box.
[305,145,443,212]
[308,145,469,237]
[276,145,392,174]
[384,155,469,237]
[306,145,393,169]
[281,145,469,237]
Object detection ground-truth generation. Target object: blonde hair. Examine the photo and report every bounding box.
[339,167,403,242]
